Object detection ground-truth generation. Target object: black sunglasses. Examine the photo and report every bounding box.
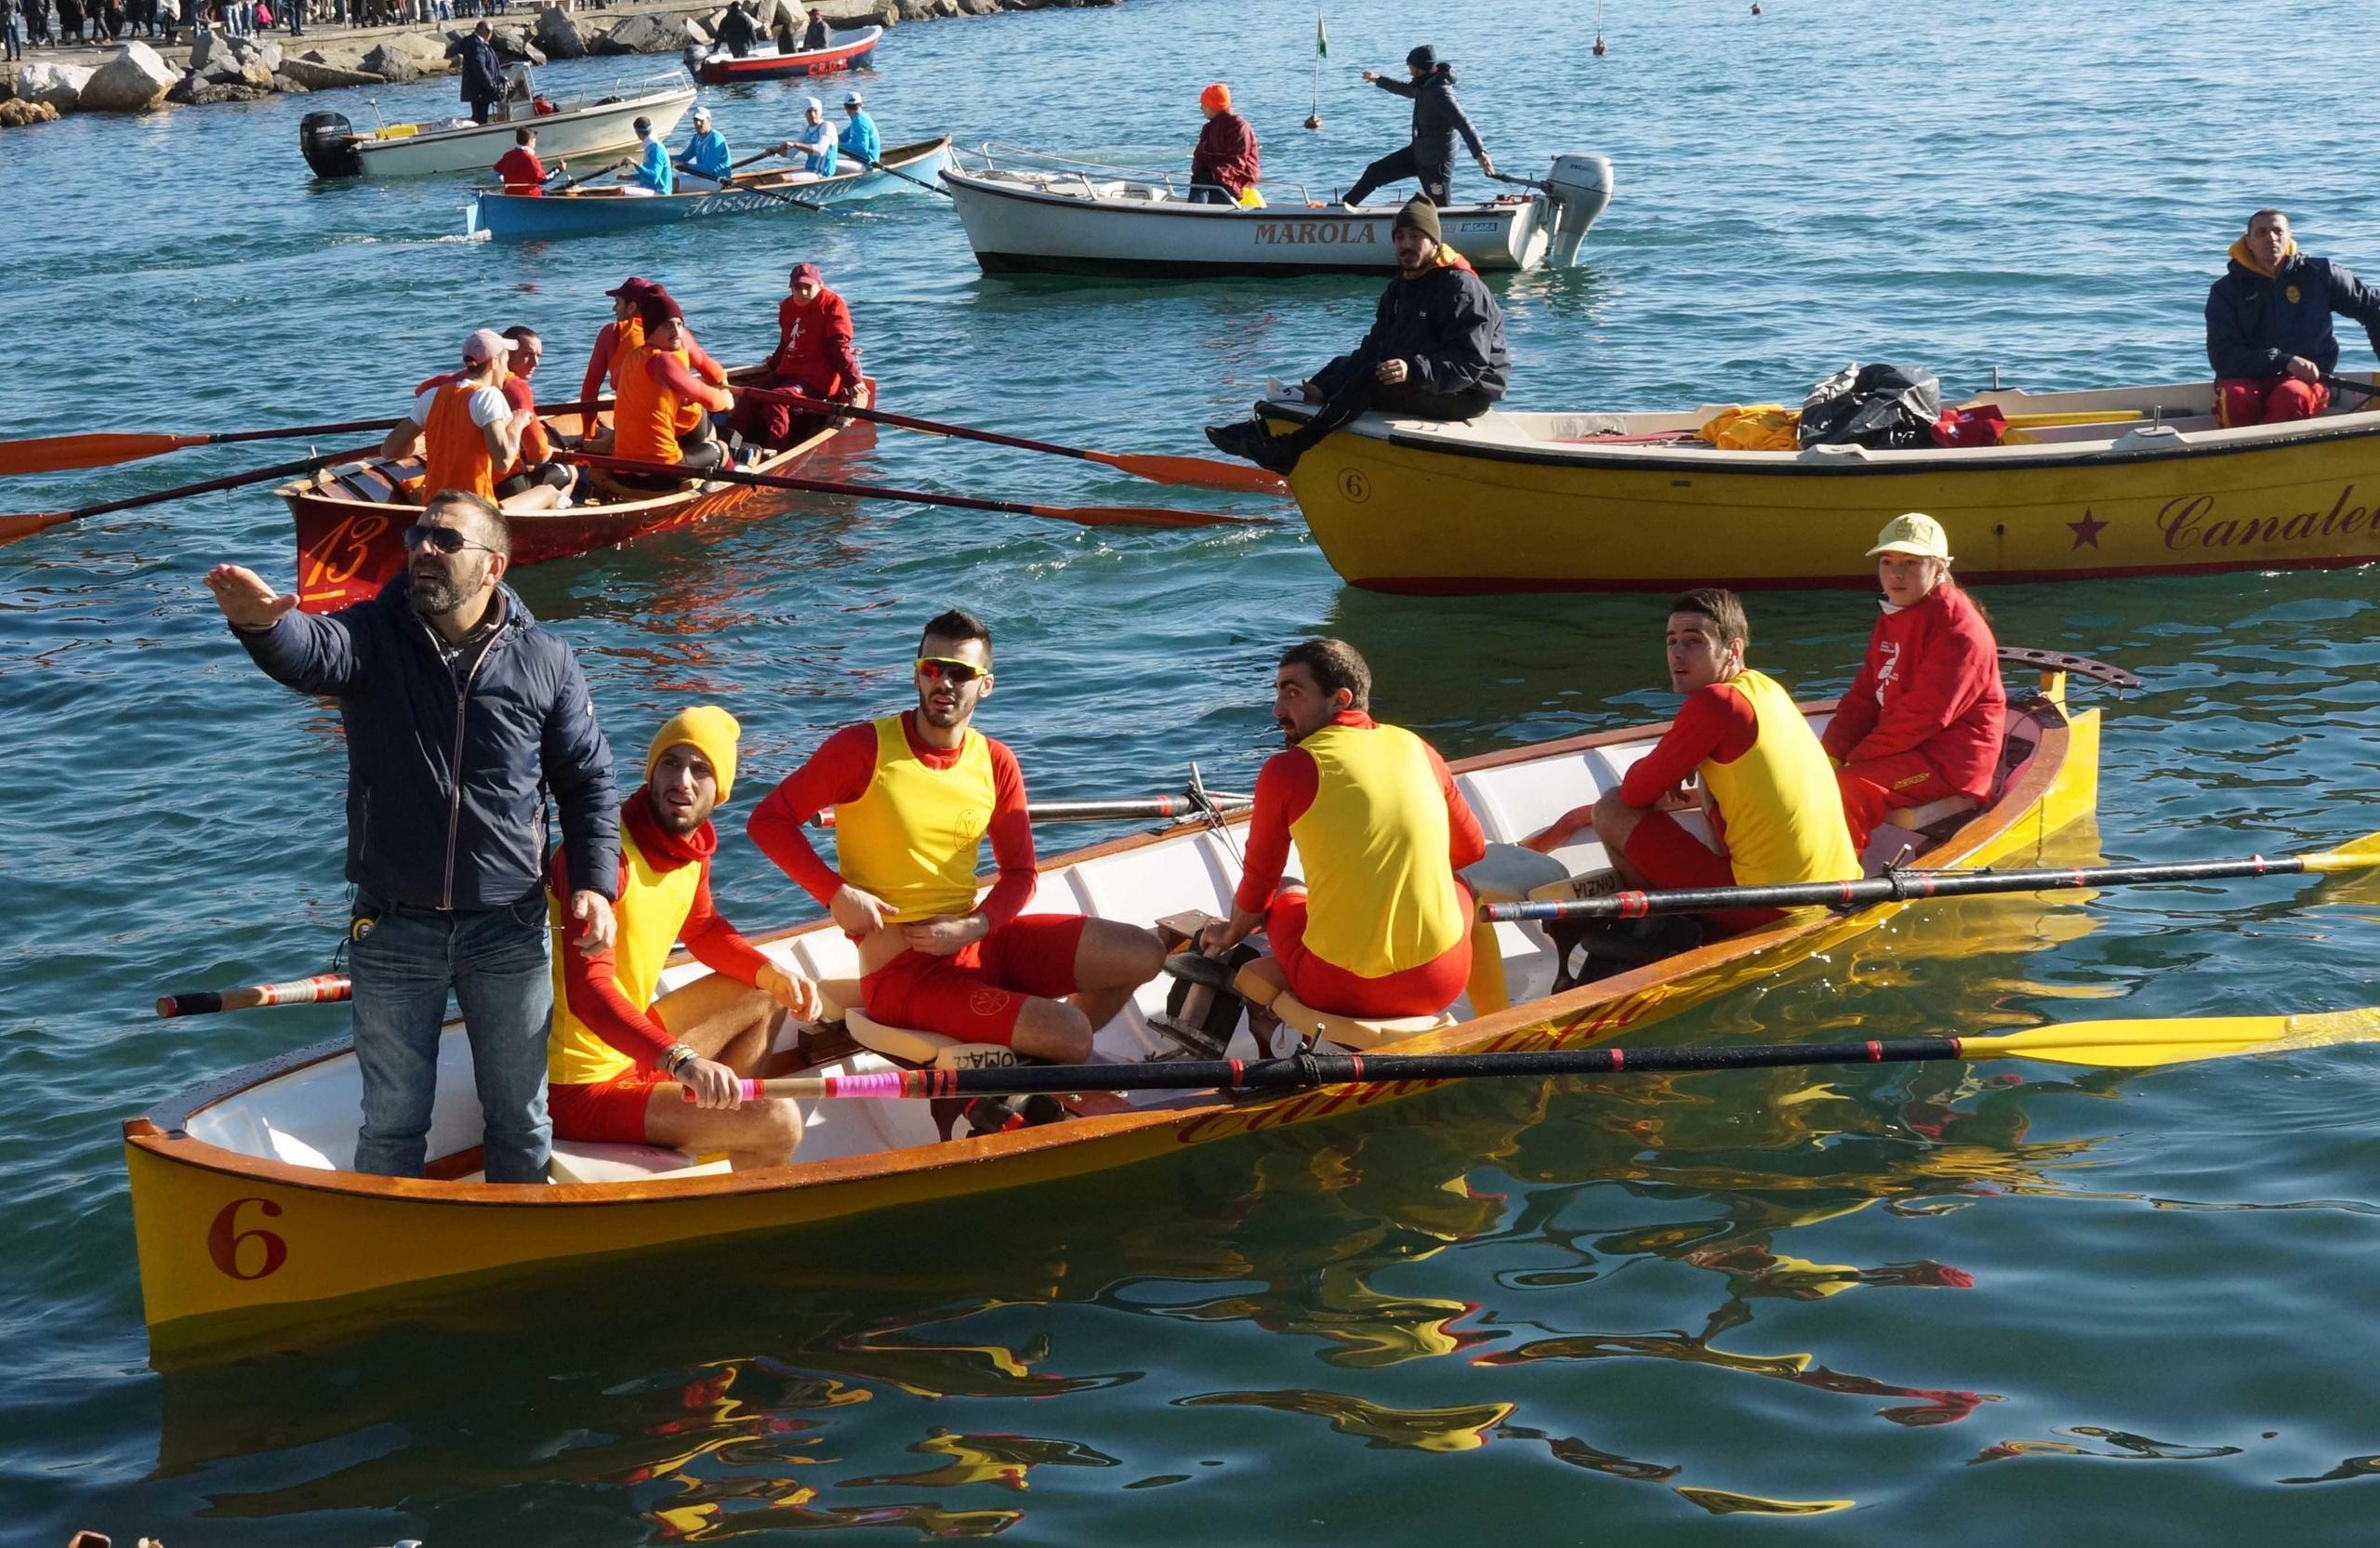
[403,523,496,555]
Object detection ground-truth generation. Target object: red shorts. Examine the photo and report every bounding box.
[1265,886,1473,1019]
[861,913,1089,1046]
[549,1068,666,1144]
[1620,810,1782,937]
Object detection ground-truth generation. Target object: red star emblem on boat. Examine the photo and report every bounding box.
[2068,509,2108,549]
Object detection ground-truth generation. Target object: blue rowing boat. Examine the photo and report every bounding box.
[466,134,952,242]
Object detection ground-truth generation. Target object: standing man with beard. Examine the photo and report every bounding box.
[1197,639,1486,1021]
[1342,44,1494,208]
[747,609,1166,1065]
[204,490,619,1183]
[1206,195,1509,474]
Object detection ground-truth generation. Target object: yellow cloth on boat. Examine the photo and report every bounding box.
[1697,405,1802,451]
[1237,186,1267,208]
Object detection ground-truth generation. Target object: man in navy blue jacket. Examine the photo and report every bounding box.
[2207,208,2380,427]
[205,490,618,1184]
[1342,45,1495,208]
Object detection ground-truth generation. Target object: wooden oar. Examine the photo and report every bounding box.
[846,144,954,198]
[1483,831,2380,925]
[157,973,351,1018]
[738,385,1289,496]
[705,1003,2380,1104]
[0,451,345,547]
[716,169,832,214]
[0,396,608,478]
[562,450,1271,530]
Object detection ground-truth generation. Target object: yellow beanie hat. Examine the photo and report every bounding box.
[647,705,742,802]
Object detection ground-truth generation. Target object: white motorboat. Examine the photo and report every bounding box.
[298,73,696,179]
[940,142,1615,277]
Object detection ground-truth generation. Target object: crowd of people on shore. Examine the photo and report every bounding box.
[1,0,534,54]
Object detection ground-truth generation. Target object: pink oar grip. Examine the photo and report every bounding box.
[825,1070,908,1099]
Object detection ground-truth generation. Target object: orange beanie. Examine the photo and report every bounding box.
[1201,82,1231,113]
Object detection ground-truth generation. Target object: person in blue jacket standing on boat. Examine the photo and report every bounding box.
[202,492,620,1184]
[768,96,838,179]
[2206,207,2380,427]
[673,105,734,191]
[838,90,879,166]
[1342,45,1494,207]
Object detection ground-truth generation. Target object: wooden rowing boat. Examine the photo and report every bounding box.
[684,24,880,83]
[467,136,953,242]
[1261,376,2380,592]
[125,659,2100,1363]
[280,374,870,614]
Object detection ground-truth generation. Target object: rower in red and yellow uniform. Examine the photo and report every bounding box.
[548,707,823,1171]
[594,286,735,494]
[378,327,529,504]
[747,608,1166,1064]
[1199,638,1487,1018]
[1527,588,1859,936]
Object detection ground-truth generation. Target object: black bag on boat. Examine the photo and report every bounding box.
[1798,363,1943,450]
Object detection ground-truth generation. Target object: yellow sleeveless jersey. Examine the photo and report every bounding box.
[1700,669,1861,887]
[547,824,701,1086]
[1289,721,1466,977]
[833,715,995,922]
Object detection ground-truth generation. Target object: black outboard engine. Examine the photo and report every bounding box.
[299,111,363,179]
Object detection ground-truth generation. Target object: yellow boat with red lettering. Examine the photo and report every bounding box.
[1261,376,2380,593]
[126,659,2101,1365]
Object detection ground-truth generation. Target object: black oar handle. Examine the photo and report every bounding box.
[1486,853,2314,924]
[740,384,1088,462]
[64,451,339,521]
[2321,374,2380,401]
[854,147,954,198]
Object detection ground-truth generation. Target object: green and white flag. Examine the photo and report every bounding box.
[1316,9,1328,57]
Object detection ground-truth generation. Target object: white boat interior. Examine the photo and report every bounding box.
[180,701,2053,1186]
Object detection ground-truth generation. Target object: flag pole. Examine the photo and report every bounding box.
[1306,7,1325,129]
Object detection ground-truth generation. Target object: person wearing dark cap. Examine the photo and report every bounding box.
[1342,44,1495,208]
[580,276,659,405]
[801,3,826,48]
[1206,195,1510,475]
[731,261,863,451]
[594,287,735,494]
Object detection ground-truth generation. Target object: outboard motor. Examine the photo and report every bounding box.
[1540,152,1616,267]
[682,40,708,74]
[299,111,363,179]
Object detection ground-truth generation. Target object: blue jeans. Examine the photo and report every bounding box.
[349,892,553,1184]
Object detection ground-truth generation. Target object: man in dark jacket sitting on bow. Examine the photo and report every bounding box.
[2207,207,2380,427]
[1207,196,1510,475]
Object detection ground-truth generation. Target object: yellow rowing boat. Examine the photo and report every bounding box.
[1263,377,2380,592]
[126,663,2099,1365]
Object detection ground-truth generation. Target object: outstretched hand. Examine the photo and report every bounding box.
[570,889,616,949]
[205,563,298,629]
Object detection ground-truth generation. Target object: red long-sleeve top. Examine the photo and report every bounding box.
[1192,111,1261,197]
[1620,684,1760,808]
[769,288,859,399]
[1820,582,2006,800]
[747,712,1038,930]
[500,374,551,466]
[549,793,773,1070]
[1234,711,1486,914]
[579,321,726,403]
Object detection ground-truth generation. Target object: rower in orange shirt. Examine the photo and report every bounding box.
[590,287,736,495]
[1526,588,1859,937]
[378,328,529,505]
[1198,639,1486,1018]
[747,608,1166,1065]
[579,276,656,406]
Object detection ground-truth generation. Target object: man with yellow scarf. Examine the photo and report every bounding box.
[2207,208,2380,427]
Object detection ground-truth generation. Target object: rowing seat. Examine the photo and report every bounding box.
[549,1139,731,1184]
[1232,963,1451,1052]
[1885,796,1979,837]
[817,977,1021,1073]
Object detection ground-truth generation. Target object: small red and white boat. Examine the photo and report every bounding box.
[683,24,880,84]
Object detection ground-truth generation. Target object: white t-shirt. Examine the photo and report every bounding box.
[411,380,511,430]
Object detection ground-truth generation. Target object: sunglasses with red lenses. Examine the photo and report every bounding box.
[916,656,985,685]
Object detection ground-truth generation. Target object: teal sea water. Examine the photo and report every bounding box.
[7,0,2380,1539]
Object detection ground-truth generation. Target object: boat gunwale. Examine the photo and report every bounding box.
[939,164,1536,226]
[124,692,2077,1208]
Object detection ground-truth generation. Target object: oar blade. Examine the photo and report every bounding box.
[1971,1006,2380,1068]
[0,430,199,477]
[1034,502,1272,530]
[0,509,75,545]
[2298,830,2380,873]
[1097,450,1291,496]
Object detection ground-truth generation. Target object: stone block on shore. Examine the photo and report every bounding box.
[359,42,423,81]
[278,55,385,89]
[18,62,95,109]
[533,5,587,60]
[166,74,277,103]
[1,96,64,126]
[588,10,692,53]
[79,42,179,111]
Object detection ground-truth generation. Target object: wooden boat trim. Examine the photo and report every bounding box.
[123,691,2076,1210]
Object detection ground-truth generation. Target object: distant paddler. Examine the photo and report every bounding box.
[1197,638,1487,1022]
[610,115,674,196]
[2208,207,2380,427]
[730,260,861,451]
[1821,513,2004,853]
[1205,196,1509,474]
[548,706,823,1172]
[493,126,561,196]
[765,97,839,179]
[380,328,562,512]
[672,105,734,192]
[838,89,879,165]
[1189,81,1260,206]
[1524,589,1859,939]
[1342,44,1494,208]
[587,286,734,495]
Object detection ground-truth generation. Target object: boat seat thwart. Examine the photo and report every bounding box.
[1234,964,1453,1053]
[549,1139,731,1185]
[816,976,1021,1071]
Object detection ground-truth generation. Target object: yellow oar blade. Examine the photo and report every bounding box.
[1969,1006,2380,1069]
[0,430,201,477]
[2297,828,2380,873]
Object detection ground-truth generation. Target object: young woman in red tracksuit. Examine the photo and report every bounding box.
[1822,512,2005,851]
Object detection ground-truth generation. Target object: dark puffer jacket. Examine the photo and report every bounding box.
[235,576,617,911]
[2206,249,2380,379]
[1313,258,1511,401]
[1373,65,1487,172]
